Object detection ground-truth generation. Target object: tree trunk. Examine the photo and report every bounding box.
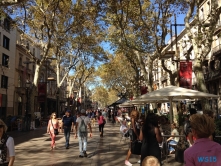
[194,52,210,110]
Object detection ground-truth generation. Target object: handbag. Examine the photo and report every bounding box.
[103,117,106,125]
[128,129,138,141]
[131,140,142,155]
[51,119,59,135]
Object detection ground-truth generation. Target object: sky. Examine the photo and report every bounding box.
[101,14,187,54]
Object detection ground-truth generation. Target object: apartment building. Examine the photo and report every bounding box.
[14,29,43,117]
[153,0,221,113]
[0,16,16,118]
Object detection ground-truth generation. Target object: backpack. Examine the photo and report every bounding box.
[79,117,87,137]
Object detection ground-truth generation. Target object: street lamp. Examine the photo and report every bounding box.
[25,80,31,131]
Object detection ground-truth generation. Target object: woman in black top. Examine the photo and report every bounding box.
[139,113,162,165]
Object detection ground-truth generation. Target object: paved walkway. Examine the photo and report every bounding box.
[9,121,184,166]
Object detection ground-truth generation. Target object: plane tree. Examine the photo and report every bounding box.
[103,0,188,91]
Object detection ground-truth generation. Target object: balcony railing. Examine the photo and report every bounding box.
[199,10,210,21]
[160,75,167,81]
[212,44,221,55]
[214,20,221,35]
[15,87,26,94]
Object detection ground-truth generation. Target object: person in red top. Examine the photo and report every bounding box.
[47,112,59,150]
[97,111,105,137]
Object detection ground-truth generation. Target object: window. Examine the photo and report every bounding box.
[1,75,8,89]
[3,35,9,50]
[19,57,22,66]
[33,48,35,56]
[2,54,9,67]
[26,42,29,49]
[26,58,30,69]
[3,18,10,31]
[18,75,22,87]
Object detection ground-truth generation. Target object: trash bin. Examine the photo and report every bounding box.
[175,148,184,163]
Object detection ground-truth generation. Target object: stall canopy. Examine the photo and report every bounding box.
[108,97,128,107]
[137,85,219,123]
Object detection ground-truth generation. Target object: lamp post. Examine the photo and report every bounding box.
[25,80,31,131]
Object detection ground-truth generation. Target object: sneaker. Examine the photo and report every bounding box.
[125,160,132,166]
[83,151,88,157]
[137,160,141,164]
[79,155,84,158]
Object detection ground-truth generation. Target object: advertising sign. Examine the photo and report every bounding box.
[38,82,47,102]
[179,61,192,89]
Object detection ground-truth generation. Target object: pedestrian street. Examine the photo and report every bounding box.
[11,121,183,166]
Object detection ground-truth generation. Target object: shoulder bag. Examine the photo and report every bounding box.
[103,116,106,125]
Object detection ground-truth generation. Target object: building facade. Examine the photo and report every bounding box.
[153,0,221,113]
[0,16,16,118]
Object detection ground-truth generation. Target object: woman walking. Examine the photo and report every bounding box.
[97,111,105,137]
[139,113,162,165]
[125,109,141,166]
[0,119,15,166]
[47,112,59,150]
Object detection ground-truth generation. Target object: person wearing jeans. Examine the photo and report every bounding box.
[167,123,179,154]
[97,111,105,137]
[75,109,92,158]
[61,110,74,149]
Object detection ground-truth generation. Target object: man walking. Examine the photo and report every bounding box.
[61,110,74,149]
[75,109,92,158]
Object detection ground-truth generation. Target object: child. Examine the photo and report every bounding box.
[142,156,160,166]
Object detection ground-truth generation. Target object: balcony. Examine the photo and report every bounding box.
[15,87,26,94]
[214,20,221,35]
[212,44,221,56]
[160,75,167,81]
[17,65,25,71]
[199,10,210,22]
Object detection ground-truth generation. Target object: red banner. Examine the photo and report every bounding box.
[140,86,148,95]
[38,82,47,102]
[179,61,192,89]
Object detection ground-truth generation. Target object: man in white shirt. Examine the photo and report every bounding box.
[75,109,92,158]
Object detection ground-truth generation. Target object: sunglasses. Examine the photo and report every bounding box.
[0,125,4,128]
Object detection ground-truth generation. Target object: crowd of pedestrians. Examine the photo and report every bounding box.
[44,106,221,166]
[117,107,221,166]
[47,108,106,158]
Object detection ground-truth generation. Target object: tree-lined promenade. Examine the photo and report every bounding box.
[0,1,221,118]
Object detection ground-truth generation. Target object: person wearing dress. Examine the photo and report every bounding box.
[0,119,15,166]
[125,110,141,166]
[47,112,59,150]
[139,113,162,165]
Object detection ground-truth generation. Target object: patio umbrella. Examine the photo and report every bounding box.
[118,101,133,107]
[139,85,219,123]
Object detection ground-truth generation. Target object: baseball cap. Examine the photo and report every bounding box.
[81,109,86,114]
[66,110,71,113]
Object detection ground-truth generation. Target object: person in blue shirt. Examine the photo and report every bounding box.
[61,110,74,149]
